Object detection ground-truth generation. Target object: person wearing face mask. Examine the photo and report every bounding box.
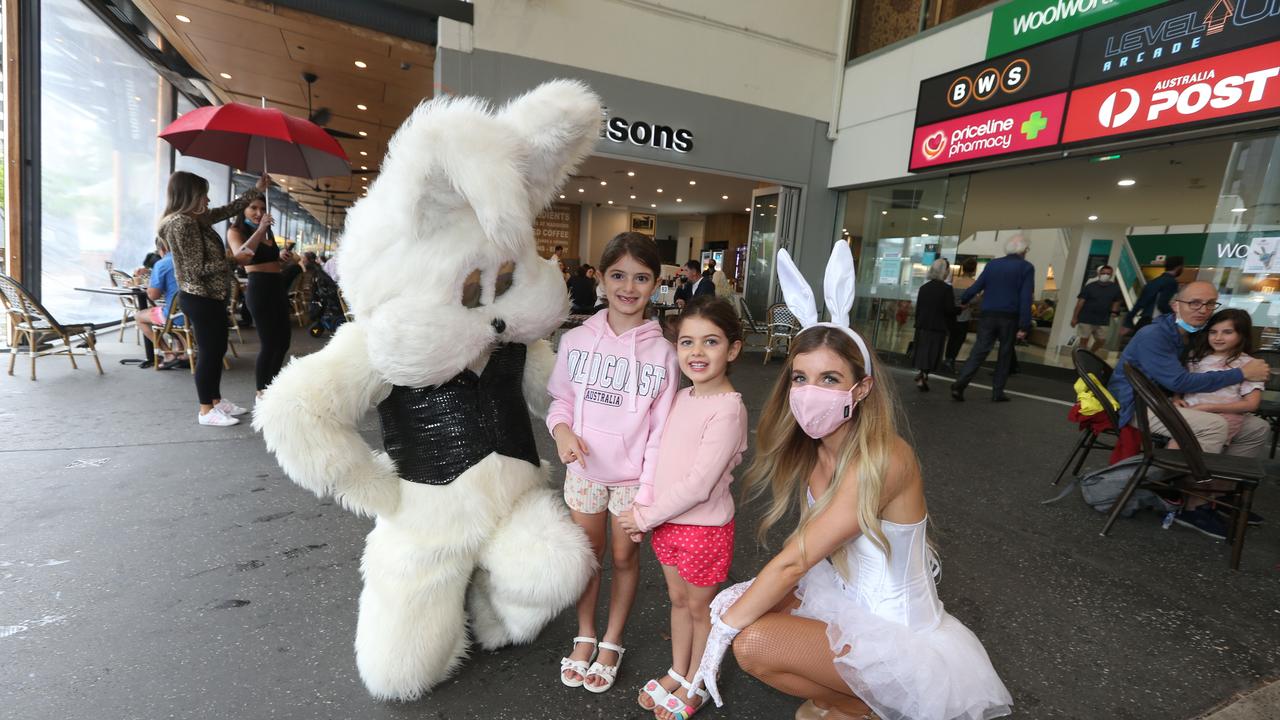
[685,245,1012,720]
[1106,281,1271,465]
[1072,265,1126,353]
[227,195,289,396]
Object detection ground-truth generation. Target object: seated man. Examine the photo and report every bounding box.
[673,259,714,307]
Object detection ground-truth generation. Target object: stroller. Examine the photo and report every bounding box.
[308,266,347,338]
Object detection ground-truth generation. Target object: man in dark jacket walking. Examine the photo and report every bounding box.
[951,235,1035,402]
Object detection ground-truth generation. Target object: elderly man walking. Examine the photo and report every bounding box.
[951,235,1035,402]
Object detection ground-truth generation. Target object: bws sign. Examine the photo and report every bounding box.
[910,93,1068,171]
[1074,0,1280,86]
[987,0,1168,57]
[916,36,1077,125]
[1063,39,1280,142]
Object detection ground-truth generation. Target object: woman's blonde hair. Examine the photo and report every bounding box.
[744,326,904,561]
[163,171,209,218]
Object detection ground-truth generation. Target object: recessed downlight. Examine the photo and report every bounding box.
[559,194,565,199]
[627,171,635,177]
[651,203,657,208]
[1088,214,1099,221]
[600,180,607,186]
[933,213,945,219]
[359,151,368,156]
[360,165,368,170]
[745,207,751,211]
[1117,178,1136,186]
[175,14,191,23]
[881,210,888,215]
[1231,207,1248,213]
[354,60,368,69]
[219,72,232,79]
[676,198,683,203]
[689,180,697,185]
[356,104,368,111]
[358,131,368,137]
[630,194,636,199]
[656,188,663,193]
[721,195,729,200]
[607,200,614,205]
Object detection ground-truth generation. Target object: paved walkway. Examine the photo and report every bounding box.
[2,328,1278,719]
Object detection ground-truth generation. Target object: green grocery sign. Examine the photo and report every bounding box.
[985,0,1167,57]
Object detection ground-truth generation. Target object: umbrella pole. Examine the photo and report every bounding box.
[261,96,269,218]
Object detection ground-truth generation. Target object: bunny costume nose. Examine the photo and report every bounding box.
[491,318,507,334]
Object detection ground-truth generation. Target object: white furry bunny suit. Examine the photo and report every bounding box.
[253,80,598,701]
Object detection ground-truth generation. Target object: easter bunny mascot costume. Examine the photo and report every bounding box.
[253,80,599,701]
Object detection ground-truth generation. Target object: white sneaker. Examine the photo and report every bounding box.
[198,407,240,427]
[215,399,249,417]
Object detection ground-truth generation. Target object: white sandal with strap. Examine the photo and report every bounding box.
[583,641,625,694]
[639,668,686,710]
[559,636,597,688]
[661,678,710,719]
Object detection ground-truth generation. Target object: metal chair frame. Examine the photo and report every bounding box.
[1106,363,1264,569]
[0,272,104,381]
[107,268,143,344]
[763,303,799,364]
[153,299,231,374]
[1251,349,1280,458]
[1051,348,1121,485]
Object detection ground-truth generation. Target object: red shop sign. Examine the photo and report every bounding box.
[1063,39,1280,143]
[909,93,1068,171]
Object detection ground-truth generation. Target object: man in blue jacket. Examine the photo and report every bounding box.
[1107,280,1270,537]
[951,235,1035,402]
[1122,255,1183,333]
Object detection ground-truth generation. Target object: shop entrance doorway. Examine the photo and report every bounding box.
[743,186,801,320]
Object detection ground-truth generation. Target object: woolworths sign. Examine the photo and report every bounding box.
[986,0,1166,57]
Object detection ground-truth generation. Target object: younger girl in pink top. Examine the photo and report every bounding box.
[620,296,748,719]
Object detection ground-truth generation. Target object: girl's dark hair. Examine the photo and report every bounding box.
[673,296,744,372]
[961,258,978,275]
[600,232,661,277]
[229,195,268,237]
[1188,308,1253,364]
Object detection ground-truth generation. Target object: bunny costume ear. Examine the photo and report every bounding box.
[776,243,872,376]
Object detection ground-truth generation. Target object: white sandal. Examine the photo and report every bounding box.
[559,636,597,688]
[639,668,686,710]
[583,640,625,693]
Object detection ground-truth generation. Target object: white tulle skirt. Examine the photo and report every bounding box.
[794,561,1013,720]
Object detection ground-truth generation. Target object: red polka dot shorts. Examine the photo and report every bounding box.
[650,520,735,587]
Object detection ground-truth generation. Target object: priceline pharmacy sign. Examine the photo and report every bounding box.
[987,0,1169,56]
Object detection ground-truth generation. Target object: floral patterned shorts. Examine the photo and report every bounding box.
[563,470,639,516]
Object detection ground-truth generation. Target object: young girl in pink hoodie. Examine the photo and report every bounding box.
[547,232,679,694]
[619,296,748,719]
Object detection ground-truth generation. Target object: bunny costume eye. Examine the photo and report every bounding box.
[776,242,872,376]
[495,261,516,298]
[460,262,518,309]
[462,269,483,309]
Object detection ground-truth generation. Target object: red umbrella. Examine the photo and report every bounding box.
[159,102,350,180]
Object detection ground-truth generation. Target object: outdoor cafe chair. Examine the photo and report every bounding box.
[763,303,800,364]
[1051,348,1120,485]
[1107,363,1265,570]
[154,301,230,374]
[107,268,144,344]
[0,272,103,381]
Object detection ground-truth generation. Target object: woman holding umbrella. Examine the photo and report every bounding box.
[227,196,290,397]
[158,171,269,426]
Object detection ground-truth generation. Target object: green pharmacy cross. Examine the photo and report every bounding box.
[1020,111,1048,141]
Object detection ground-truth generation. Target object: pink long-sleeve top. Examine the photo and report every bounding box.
[630,388,748,533]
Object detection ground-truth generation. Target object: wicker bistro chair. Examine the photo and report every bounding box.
[1051,349,1122,485]
[107,268,144,344]
[735,295,768,347]
[225,277,242,357]
[153,299,231,374]
[763,303,800,364]
[287,270,313,328]
[1107,363,1266,570]
[0,272,104,381]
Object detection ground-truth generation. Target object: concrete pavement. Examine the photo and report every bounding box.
[2,328,1278,719]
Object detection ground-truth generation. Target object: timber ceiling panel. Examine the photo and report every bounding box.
[135,0,436,229]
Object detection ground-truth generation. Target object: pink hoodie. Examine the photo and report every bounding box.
[546,309,679,492]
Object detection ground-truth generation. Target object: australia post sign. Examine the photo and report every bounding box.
[910,93,1068,171]
[1063,39,1280,142]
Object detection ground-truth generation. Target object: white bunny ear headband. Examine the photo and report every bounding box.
[776,242,872,376]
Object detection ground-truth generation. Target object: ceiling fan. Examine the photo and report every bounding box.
[303,72,361,140]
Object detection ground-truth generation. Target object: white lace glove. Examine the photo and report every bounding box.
[690,579,754,707]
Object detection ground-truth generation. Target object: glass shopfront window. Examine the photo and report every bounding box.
[40,0,169,323]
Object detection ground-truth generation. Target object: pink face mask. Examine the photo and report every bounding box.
[789,384,857,439]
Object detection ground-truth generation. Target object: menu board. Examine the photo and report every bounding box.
[533,203,580,259]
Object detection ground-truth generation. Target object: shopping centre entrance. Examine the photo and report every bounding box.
[839,129,1280,371]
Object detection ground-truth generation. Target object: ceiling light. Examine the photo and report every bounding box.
[721,195,729,200]
[630,194,636,199]
[356,104,368,111]
[921,216,928,221]
[689,180,696,185]
[175,14,191,23]
[627,171,635,177]
[651,204,657,208]
[676,198,683,203]
[360,165,367,170]
[600,180,607,186]
[1088,214,1099,221]
[358,130,368,137]
[359,151,368,156]
[219,72,232,79]
[607,200,614,205]
[577,188,584,193]
[559,194,565,199]
[656,188,663,193]
[1117,178,1136,186]
[354,60,368,69]
[745,207,751,211]
[881,210,888,215]
[1231,207,1248,213]
[933,214,945,219]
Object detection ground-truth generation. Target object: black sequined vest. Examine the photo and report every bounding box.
[376,343,540,485]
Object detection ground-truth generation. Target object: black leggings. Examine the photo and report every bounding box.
[246,272,292,391]
[179,291,228,405]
